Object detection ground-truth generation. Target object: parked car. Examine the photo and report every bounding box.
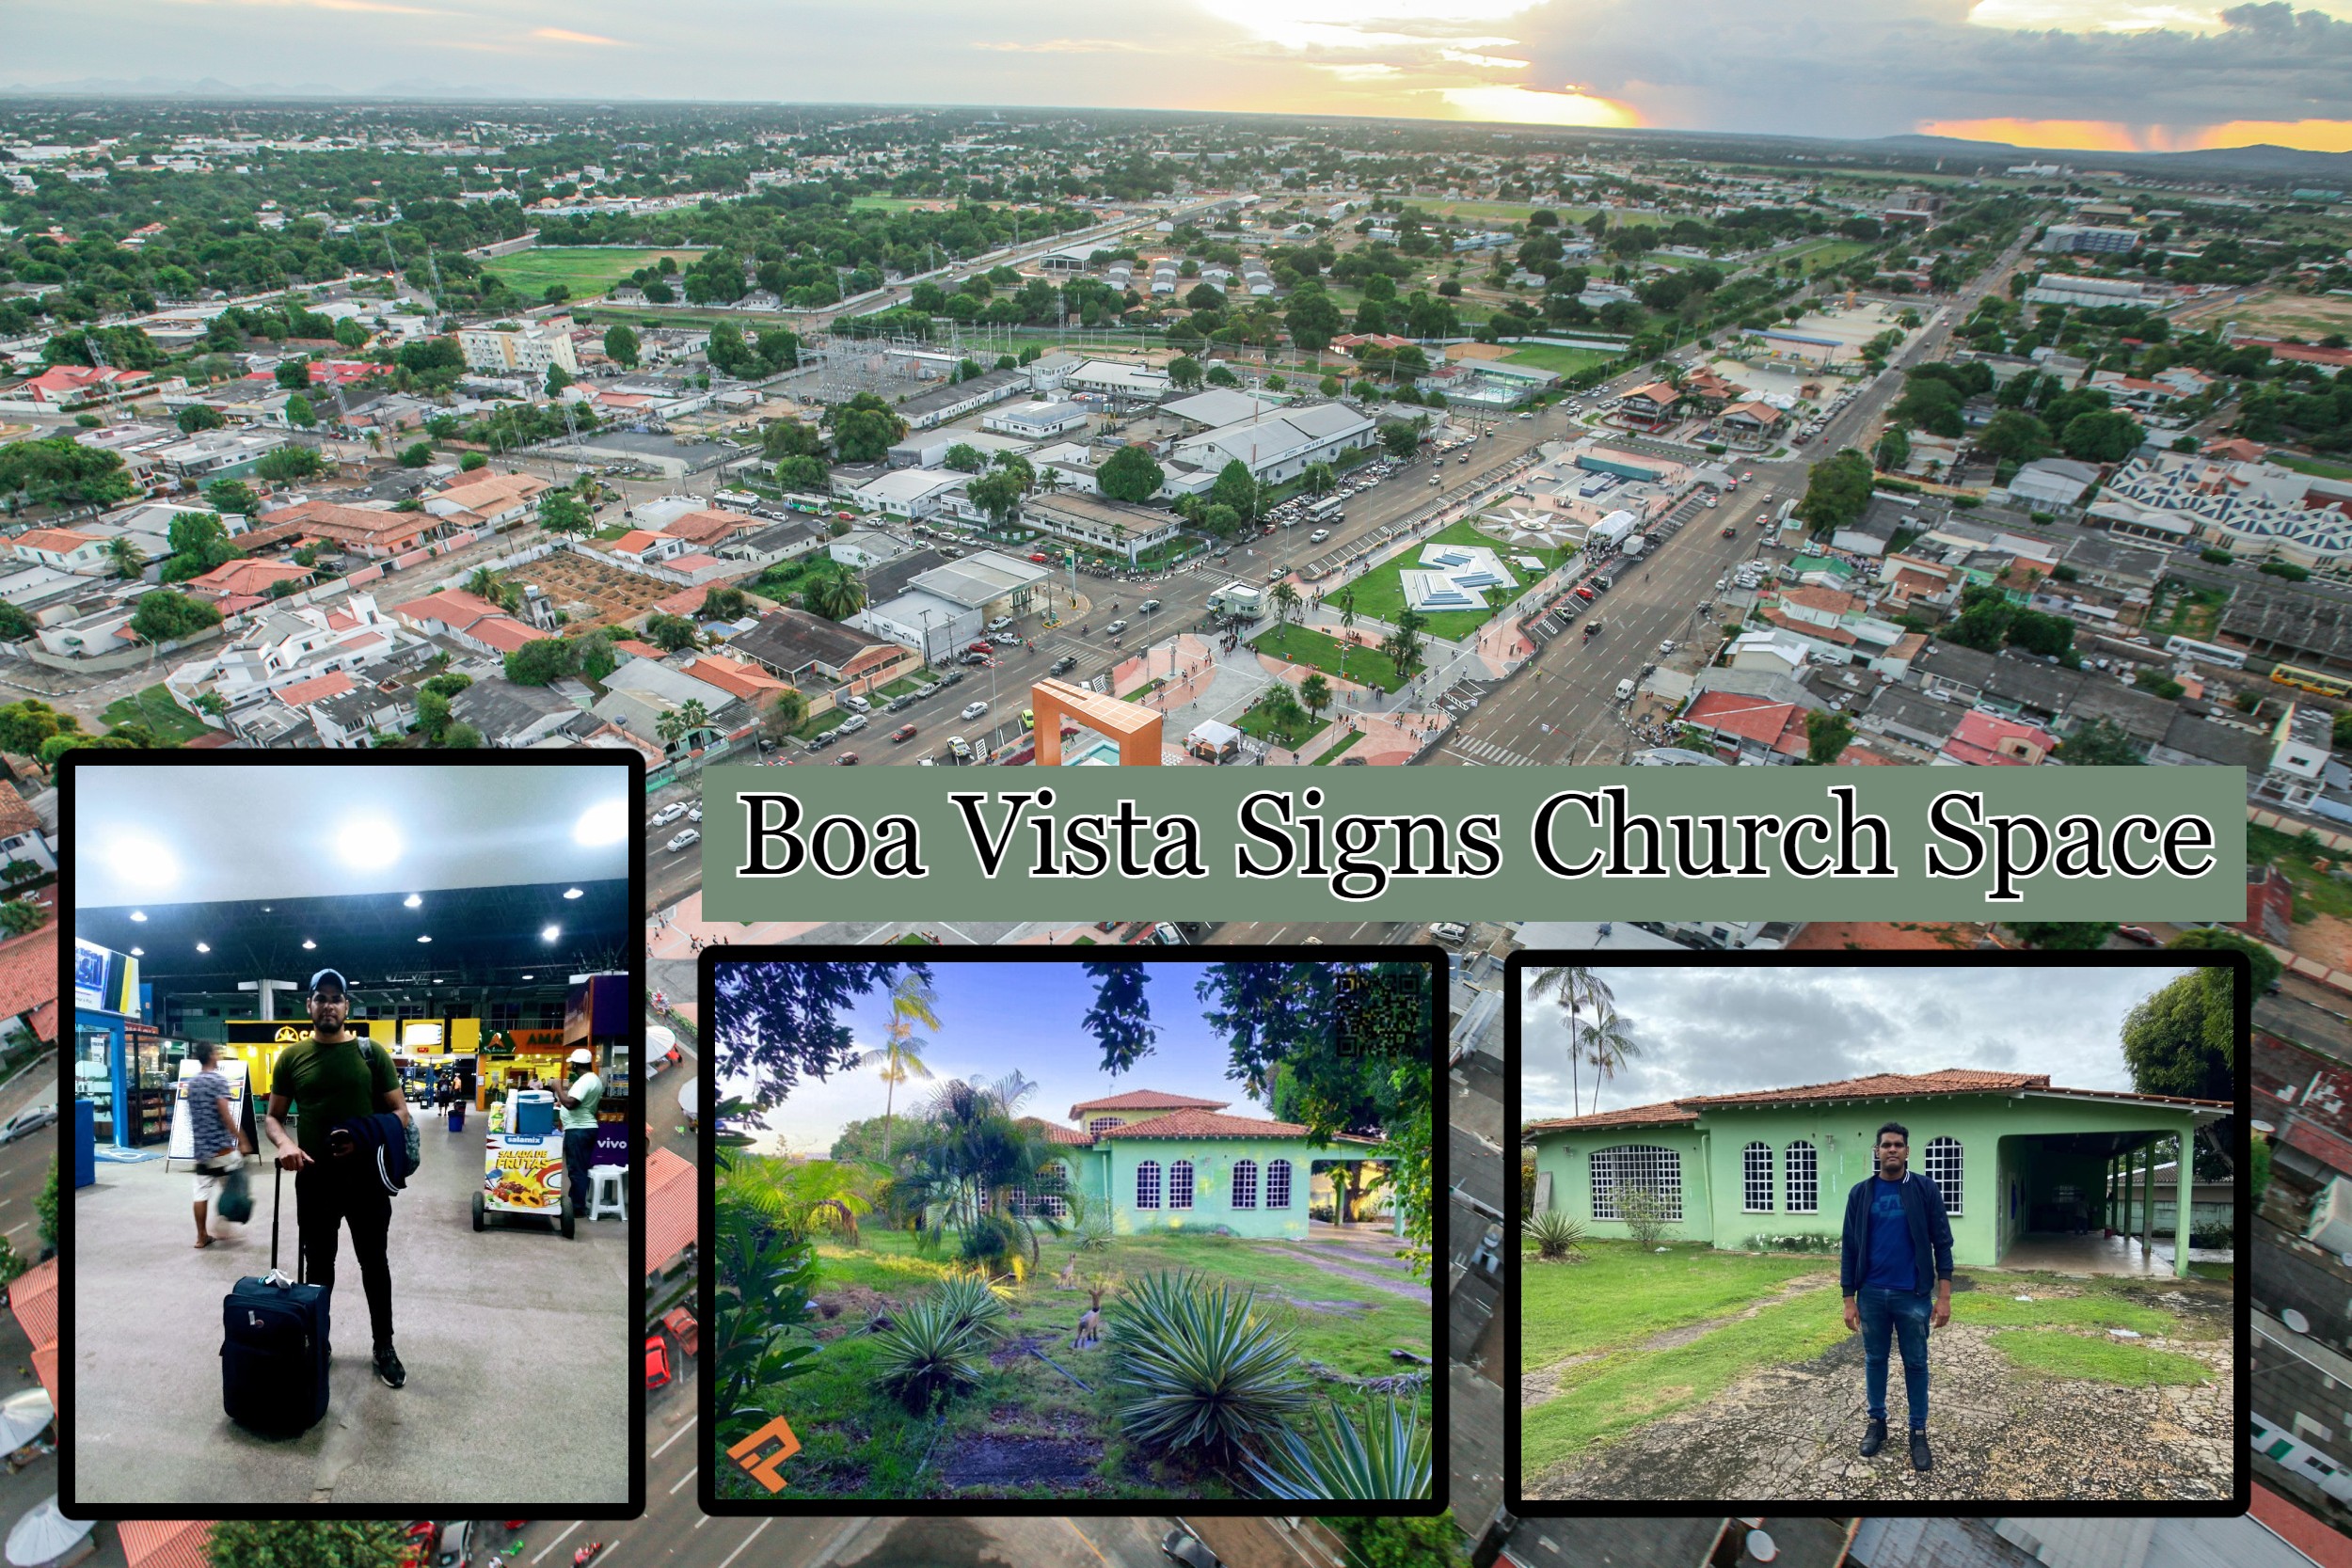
[986,616,1014,633]
[1429,922,1469,943]
[664,829,701,853]
[645,1336,673,1392]
[1660,640,1676,655]
[836,714,868,734]
[0,1104,56,1145]
[687,805,702,823]
[2117,925,2160,947]
[948,736,972,761]
[1161,1530,1222,1568]
[938,668,965,687]
[961,700,989,720]
[841,693,870,713]
[650,802,688,827]
[891,722,918,743]
[434,1521,472,1568]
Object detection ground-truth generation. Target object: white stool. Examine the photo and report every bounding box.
[587,1164,627,1222]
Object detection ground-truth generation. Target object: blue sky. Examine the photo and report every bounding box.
[742,961,1275,1156]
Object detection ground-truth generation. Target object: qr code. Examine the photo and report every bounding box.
[1335,971,1428,1060]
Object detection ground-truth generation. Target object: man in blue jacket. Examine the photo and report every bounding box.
[1839,1120,1953,1472]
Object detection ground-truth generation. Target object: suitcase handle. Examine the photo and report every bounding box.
[263,1157,303,1288]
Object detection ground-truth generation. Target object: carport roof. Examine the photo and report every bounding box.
[1525,1069,2230,1136]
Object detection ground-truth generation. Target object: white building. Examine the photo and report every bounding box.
[852,468,969,521]
[1171,401,1375,484]
[2090,449,2352,569]
[982,401,1092,440]
[456,323,580,376]
[165,593,412,713]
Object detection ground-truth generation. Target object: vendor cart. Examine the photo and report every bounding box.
[472,1089,575,1239]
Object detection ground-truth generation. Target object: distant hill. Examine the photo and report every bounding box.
[1870,133,2352,181]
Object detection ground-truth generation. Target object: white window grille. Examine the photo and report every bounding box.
[1742,1142,1774,1213]
[1089,1116,1122,1136]
[1136,1159,1161,1210]
[1232,1159,1259,1210]
[1925,1135,1963,1215]
[1266,1159,1293,1209]
[1590,1144,1682,1222]
[1786,1142,1819,1214]
[1169,1159,1195,1211]
[1018,1160,1069,1219]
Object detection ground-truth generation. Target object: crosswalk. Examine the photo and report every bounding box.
[1452,735,1542,767]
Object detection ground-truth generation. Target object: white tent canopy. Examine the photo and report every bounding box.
[6,1497,91,1567]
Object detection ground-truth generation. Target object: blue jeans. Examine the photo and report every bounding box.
[1857,1286,1931,1431]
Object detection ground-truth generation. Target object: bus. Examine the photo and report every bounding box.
[2163,635,2249,671]
[1307,495,1345,522]
[2253,1412,2352,1507]
[2273,662,2352,700]
[777,492,834,515]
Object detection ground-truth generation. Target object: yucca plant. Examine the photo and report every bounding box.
[1527,1208,1585,1261]
[1242,1392,1434,1500]
[931,1270,1010,1341]
[871,1297,988,1412]
[1104,1271,1311,1451]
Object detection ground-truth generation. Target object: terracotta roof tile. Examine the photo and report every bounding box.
[119,1522,215,1568]
[275,670,356,708]
[0,927,56,1029]
[646,1145,696,1272]
[1526,1069,2227,1136]
[1092,1108,1377,1143]
[1523,1101,1700,1135]
[1068,1089,1230,1117]
[1017,1116,1096,1147]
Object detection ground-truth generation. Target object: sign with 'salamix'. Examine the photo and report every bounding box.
[693,766,2249,925]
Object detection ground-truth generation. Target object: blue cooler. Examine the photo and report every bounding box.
[512,1090,556,1137]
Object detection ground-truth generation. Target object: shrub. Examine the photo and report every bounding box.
[930,1271,1010,1340]
[1614,1186,1677,1247]
[870,1298,988,1412]
[1527,1208,1585,1260]
[1104,1271,1311,1452]
[1242,1392,1433,1500]
[36,1157,55,1251]
[957,1212,1021,1273]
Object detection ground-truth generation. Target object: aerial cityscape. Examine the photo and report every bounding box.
[3,0,2351,1559]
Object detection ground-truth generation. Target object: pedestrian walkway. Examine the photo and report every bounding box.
[647,893,823,960]
[71,1118,630,1507]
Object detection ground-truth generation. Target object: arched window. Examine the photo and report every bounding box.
[1742,1142,1774,1212]
[1785,1141,1819,1214]
[1232,1159,1259,1210]
[1266,1159,1294,1210]
[1591,1144,1682,1222]
[1924,1135,1963,1215]
[1136,1159,1162,1210]
[1089,1117,1122,1136]
[1168,1159,1195,1211]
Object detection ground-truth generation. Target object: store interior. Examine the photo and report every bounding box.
[68,760,641,1509]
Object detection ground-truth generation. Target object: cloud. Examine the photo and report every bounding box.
[532,27,623,46]
[160,0,444,12]
[971,38,1156,53]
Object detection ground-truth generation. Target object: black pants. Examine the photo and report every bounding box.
[564,1127,597,1217]
[296,1155,394,1352]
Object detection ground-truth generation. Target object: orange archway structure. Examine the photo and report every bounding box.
[1031,676,1163,766]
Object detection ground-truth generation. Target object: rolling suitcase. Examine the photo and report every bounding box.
[222,1160,331,1435]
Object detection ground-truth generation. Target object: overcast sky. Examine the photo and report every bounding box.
[10,2,2352,152]
[1519,963,2201,1123]
[730,961,1273,1157]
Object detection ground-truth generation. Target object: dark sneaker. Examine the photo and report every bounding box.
[373,1345,406,1389]
[1859,1418,1887,1457]
[1910,1429,1931,1471]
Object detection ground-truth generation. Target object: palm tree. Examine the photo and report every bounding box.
[103,537,146,581]
[655,707,688,751]
[1383,608,1427,681]
[803,562,865,622]
[1334,589,1357,681]
[898,1072,1065,1272]
[1576,1007,1641,1115]
[466,565,509,606]
[844,971,940,1161]
[1269,580,1302,633]
[676,697,711,744]
[1298,673,1332,726]
[1525,967,1616,1117]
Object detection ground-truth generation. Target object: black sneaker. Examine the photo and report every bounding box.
[1859,1418,1887,1457]
[373,1344,405,1389]
[1910,1429,1931,1471]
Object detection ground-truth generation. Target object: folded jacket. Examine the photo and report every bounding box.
[332,1110,415,1195]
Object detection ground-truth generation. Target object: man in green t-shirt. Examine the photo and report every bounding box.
[550,1047,604,1222]
[261,968,413,1390]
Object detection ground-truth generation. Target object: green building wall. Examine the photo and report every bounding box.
[1530,1093,2201,1270]
[1059,1137,1329,1240]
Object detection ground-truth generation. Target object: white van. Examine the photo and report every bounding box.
[1614,679,1636,704]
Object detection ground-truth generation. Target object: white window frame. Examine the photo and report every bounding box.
[1266,1159,1293,1210]
[1924,1135,1963,1216]
[1089,1116,1122,1136]
[1786,1141,1819,1214]
[1019,1159,1069,1220]
[1232,1158,1259,1210]
[1742,1142,1774,1213]
[1168,1158,1195,1212]
[1590,1144,1682,1222]
[1135,1159,1161,1211]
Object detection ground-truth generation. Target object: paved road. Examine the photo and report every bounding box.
[1203,919,1421,945]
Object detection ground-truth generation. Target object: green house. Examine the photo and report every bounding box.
[1524,1069,2232,1278]
[1012,1089,1388,1241]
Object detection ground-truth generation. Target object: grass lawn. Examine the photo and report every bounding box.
[2187,1260,2233,1284]
[1502,344,1619,377]
[1520,1282,1849,1473]
[1252,622,1418,692]
[2249,820,2352,922]
[1772,238,1877,277]
[723,1223,1432,1501]
[1520,1241,1833,1369]
[2148,583,2225,641]
[1233,693,1331,751]
[1984,1330,2209,1386]
[1343,515,1577,642]
[1313,729,1363,764]
[2271,451,2352,482]
[1948,1291,2174,1335]
[482,247,705,298]
[875,674,936,700]
[592,523,628,541]
[850,197,941,213]
[101,683,209,743]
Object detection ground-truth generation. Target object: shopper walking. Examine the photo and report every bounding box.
[551,1047,605,1221]
[262,967,412,1390]
[186,1040,250,1248]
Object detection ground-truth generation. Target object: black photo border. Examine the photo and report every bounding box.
[1501,943,2252,1521]
[56,748,650,1522]
[696,940,1452,1518]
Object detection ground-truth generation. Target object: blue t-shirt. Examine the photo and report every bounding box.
[1862,1175,1917,1291]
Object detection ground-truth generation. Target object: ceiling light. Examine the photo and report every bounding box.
[521,974,534,980]
[573,799,627,847]
[541,925,560,942]
[129,946,143,957]
[129,911,147,923]
[403,893,422,909]
[336,817,403,871]
[107,838,178,893]
[563,887,583,899]
[302,939,316,950]
[195,942,210,953]
[417,934,432,943]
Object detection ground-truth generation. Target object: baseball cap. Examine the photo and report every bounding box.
[568,1048,594,1064]
[309,968,350,995]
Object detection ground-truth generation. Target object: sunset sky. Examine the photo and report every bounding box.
[8,0,2352,154]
